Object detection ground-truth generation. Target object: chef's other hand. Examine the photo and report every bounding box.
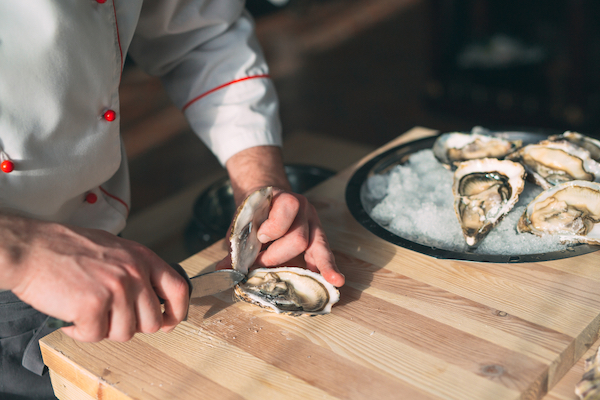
[0,214,189,342]
[217,188,345,287]
[256,188,344,287]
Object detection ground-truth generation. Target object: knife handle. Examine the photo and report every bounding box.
[46,263,193,329]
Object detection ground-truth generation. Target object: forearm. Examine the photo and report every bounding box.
[0,213,38,290]
[225,145,291,205]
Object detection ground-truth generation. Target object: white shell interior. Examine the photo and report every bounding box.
[509,140,600,189]
[236,267,340,315]
[452,158,526,246]
[230,186,273,274]
[521,180,600,244]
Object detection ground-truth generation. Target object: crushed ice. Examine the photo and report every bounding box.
[362,149,569,255]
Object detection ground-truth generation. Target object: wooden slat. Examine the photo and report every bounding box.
[544,339,600,400]
[48,372,95,400]
[41,127,600,400]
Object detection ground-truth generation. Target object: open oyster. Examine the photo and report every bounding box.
[517,180,600,244]
[230,186,273,275]
[576,346,600,400]
[229,187,340,315]
[433,130,522,167]
[506,140,600,190]
[549,131,600,162]
[453,158,526,247]
[234,267,340,316]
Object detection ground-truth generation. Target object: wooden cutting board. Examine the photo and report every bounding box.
[40,127,600,400]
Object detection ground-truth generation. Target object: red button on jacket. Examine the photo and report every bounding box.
[1,160,14,173]
[85,193,98,204]
[103,110,116,121]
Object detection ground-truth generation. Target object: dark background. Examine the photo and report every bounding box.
[249,0,600,144]
[121,0,600,257]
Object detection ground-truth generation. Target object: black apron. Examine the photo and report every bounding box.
[0,291,58,400]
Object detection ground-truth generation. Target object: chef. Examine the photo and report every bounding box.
[0,1,345,399]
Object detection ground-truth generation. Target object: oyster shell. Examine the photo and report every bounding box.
[549,131,600,162]
[517,180,600,245]
[453,158,526,247]
[230,186,273,275]
[506,140,600,190]
[229,187,340,315]
[234,267,340,316]
[576,346,600,400]
[433,130,522,167]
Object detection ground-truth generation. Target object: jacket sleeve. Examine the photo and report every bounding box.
[127,0,282,165]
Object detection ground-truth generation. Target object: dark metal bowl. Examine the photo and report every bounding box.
[345,130,600,263]
[185,164,336,254]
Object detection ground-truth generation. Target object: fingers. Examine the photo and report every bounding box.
[255,212,308,267]
[257,191,299,244]
[63,260,185,341]
[62,294,111,342]
[105,279,137,342]
[304,229,345,287]
[150,263,189,333]
[5,221,189,343]
[134,284,163,335]
[253,189,345,287]
[215,254,232,270]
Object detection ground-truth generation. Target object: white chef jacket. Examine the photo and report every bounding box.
[0,0,282,235]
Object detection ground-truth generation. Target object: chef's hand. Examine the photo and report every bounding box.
[0,214,189,342]
[217,187,345,287]
[217,146,345,287]
[257,187,345,286]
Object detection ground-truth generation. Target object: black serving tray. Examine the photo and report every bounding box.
[345,130,600,263]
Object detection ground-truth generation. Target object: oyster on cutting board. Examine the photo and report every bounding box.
[453,158,526,247]
[506,140,600,190]
[234,267,340,316]
[576,346,600,400]
[229,187,340,315]
[517,180,600,245]
[433,130,522,167]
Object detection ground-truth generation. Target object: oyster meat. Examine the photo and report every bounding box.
[433,130,522,167]
[506,140,600,190]
[234,267,340,316]
[230,186,273,275]
[229,187,340,315]
[517,180,600,244]
[549,131,600,162]
[453,158,526,247]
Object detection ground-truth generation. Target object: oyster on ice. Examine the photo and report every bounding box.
[234,267,340,316]
[229,187,340,315]
[506,139,600,190]
[453,158,526,247]
[517,180,600,245]
[433,130,522,167]
[549,131,600,162]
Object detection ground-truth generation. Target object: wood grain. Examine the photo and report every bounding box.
[40,127,600,400]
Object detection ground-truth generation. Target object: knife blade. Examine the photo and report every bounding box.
[46,263,245,329]
[175,263,246,301]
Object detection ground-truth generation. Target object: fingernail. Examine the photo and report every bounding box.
[258,234,271,243]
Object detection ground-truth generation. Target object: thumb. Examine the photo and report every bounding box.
[215,254,232,270]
